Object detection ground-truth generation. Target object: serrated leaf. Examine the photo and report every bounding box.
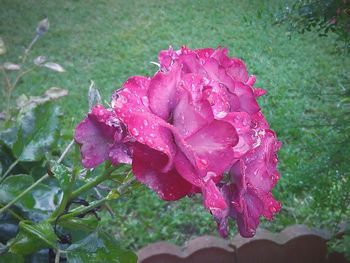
[3,62,21,70]
[9,221,57,255]
[52,162,71,193]
[66,230,137,263]
[43,62,65,72]
[12,102,61,162]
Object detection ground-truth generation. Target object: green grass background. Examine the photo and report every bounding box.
[1,0,349,250]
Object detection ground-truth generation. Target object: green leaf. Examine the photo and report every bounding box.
[66,230,137,263]
[52,162,71,193]
[59,216,98,232]
[0,174,35,209]
[0,252,24,263]
[0,126,19,150]
[0,174,61,219]
[0,212,19,243]
[59,216,99,242]
[9,221,57,255]
[12,102,61,162]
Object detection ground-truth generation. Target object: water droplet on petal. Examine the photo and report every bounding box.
[131,128,139,136]
[216,111,228,119]
[197,158,208,169]
[141,96,149,107]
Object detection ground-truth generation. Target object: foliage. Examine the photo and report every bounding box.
[0,19,137,262]
[275,0,350,52]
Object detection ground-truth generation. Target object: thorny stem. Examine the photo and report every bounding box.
[0,140,75,216]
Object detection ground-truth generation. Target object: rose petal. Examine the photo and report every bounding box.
[132,143,193,201]
[126,111,176,172]
[233,82,260,114]
[177,52,206,75]
[226,58,249,83]
[173,78,214,138]
[74,105,124,168]
[223,112,254,158]
[202,178,227,217]
[194,48,215,63]
[186,119,238,175]
[148,62,181,120]
[158,46,178,70]
[113,76,151,123]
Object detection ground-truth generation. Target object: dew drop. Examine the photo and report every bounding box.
[197,158,208,169]
[131,128,139,136]
[216,111,228,119]
[141,96,149,107]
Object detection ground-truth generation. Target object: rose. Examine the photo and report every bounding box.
[112,70,239,212]
[145,46,282,237]
[74,46,282,238]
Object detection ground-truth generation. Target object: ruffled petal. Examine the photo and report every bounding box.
[186,119,238,175]
[132,143,193,201]
[173,75,214,138]
[158,46,178,70]
[113,76,151,123]
[203,58,236,91]
[194,48,215,63]
[223,112,254,158]
[148,62,181,120]
[232,82,260,114]
[126,111,176,172]
[225,58,249,83]
[74,105,126,168]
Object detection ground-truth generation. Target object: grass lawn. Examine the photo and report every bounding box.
[1,0,349,250]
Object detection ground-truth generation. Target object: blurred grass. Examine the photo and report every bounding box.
[1,0,349,250]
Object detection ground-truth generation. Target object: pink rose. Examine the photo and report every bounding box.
[113,71,239,211]
[74,46,281,238]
